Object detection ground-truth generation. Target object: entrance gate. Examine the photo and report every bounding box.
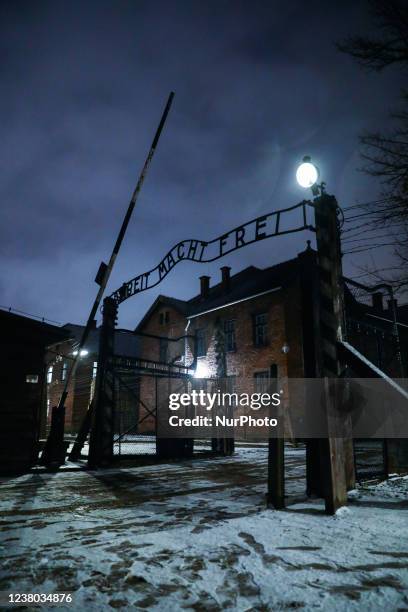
[49,97,362,514]
[82,316,234,463]
[63,192,357,514]
[111,341,194,459]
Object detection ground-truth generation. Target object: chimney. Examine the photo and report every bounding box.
[221,266,231,292]
[200,275,210,299]
[372,292,383,311]
[387,298,398,313]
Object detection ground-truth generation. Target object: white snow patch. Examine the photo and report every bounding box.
[334,505,351,518]
[1,445,407,611]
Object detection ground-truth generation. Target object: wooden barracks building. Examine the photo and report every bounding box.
[0,307,67,473]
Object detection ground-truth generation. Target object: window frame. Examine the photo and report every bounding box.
[195,328,207,357]
[253,312,268,347]
[223,319,236,352]
[253,370,270,394]
[159,311,170,325]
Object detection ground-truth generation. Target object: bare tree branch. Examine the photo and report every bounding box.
[337,2,408,289]
[337,1,408,71]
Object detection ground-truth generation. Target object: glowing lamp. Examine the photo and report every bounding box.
[72,349,89,357]
[194,361,210,379]
[296,156,319,189]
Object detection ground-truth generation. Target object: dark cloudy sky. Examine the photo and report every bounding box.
[0,0,403,329]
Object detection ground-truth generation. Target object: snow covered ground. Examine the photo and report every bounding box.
[0,445,407,611]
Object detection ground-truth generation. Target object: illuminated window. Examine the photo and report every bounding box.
[47,366,53,384]
[92,362,98,379]
[26,374,39,384]
[61,361,68,381]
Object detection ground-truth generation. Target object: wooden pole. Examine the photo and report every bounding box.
[314,192,354,513]
[88,297,117,468]
[266,365,284,508]
[267,437,285,509]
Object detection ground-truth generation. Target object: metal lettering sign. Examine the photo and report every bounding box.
[111,200,314,304]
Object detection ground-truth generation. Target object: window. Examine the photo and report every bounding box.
[254,371,270,394]
[26,374,39,384]
[224,320,236,352]
[92,362,98,379]
[61,361,68,381]
[159,338,168,363]
[253,313,268,346]
[47,366,53,384]
[196,328,206,357]
[159,311,170,325]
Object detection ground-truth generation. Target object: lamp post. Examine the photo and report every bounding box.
[296,156,354,514]
[296,155,344,371]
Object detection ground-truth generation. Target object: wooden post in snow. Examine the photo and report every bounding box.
[314,192,355,514]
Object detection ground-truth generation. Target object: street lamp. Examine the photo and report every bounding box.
[72,349,89,357]
[194,361,210,378]
[295,154,353,512]
[296,156,321,196]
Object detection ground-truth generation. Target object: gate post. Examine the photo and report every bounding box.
[40,404,66,469]
[267,365,284,509]
[213,317,234,455]
[313,192,355,513]
[88,297,117,468]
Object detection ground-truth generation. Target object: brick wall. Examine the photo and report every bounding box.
[136,276,307,440]
[186,279,305,438]
[46,341,95,434]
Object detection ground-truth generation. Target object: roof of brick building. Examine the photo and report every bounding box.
[135,251,311,330]
[136,246,408,331]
